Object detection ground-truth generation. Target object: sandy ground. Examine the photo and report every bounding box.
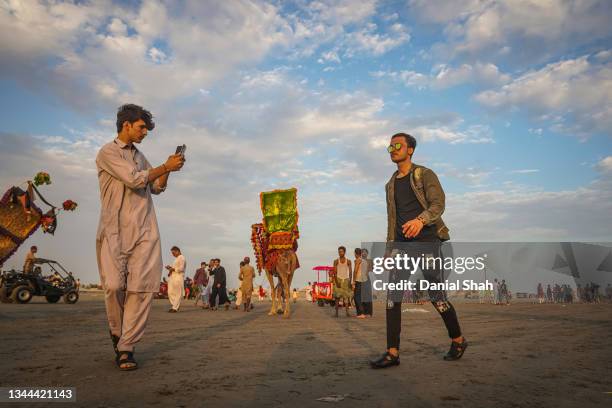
[0,293,611,408]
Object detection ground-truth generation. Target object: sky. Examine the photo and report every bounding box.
[0,0,611,289]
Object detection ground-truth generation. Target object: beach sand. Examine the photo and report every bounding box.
[0,293,610,407]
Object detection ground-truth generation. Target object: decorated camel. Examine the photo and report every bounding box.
[0,172,77,266]
[251,188,300,318]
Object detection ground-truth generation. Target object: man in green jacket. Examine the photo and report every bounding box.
[370,133,467,369]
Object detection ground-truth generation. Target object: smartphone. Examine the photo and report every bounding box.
[175,144,186,157]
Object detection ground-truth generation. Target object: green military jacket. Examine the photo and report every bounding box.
[385,164,450,242]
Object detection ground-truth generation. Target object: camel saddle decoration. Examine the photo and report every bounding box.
[0,172,77,266]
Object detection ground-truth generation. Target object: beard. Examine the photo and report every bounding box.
[390,153,408,163]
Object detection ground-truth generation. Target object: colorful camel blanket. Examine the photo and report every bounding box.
[0,186,51,265]
[251,188,300,272]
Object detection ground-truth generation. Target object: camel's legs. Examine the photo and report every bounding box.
[266,270,276,316]
[282,272,293,318]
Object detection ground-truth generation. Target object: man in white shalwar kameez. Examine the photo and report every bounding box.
[96,104,184,371]
[166,246,186,312]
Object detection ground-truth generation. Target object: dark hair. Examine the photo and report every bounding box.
[354,248,362,256]
[116,104,155,133]
[240,261,245,267]
[338,246,346,252]
[31,246,37,251]
[391,133,417,150]
[201,261,206,266]
[171,246,180,252]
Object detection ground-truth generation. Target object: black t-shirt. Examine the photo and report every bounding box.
[394,175,437,242]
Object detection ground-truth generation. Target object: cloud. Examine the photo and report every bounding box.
[318,50,341,64]
[431,62,510,88]
[0,0,413,114]
[0,0,296,111]
[509,169,540,174]
[307,0,377,25]
[414,124,494,144]
[345,22,410,56]
[597,156,612,173]
[474,54,612,137]
[407,0,482,24]
[446,175,612,241]
[409,0,612,64]
[437,164,493,186]
[371,69,428,88]
[372,61,510,89]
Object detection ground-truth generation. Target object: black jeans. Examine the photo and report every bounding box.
[210,284,228,308]
[386,241,462,350]
[354,280,373,316]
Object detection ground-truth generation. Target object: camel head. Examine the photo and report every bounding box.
[275,249,296,276]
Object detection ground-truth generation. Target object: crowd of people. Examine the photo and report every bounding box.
[537,282,610,304]
[160,250,273,313]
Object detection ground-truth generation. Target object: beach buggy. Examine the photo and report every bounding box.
[0,258,79,304]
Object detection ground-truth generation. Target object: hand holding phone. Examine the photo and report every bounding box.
[175,144,187,157]
[165,156,184,171]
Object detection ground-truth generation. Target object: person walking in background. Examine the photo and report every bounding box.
[96,103,184,370]
[500,280,509,305]
[239,257,255,311]
[333,246,352,318]
[210,259,228,310]
[576,283,582,303]
[353,248,373,318]
[292,288,298,304]
[306,282,313,302]
[353,248,365,318]
[193,261,208,308]
[546,284,553,303]
[492,278,500,305]
[166,246,186,312]
[537,283,544,304]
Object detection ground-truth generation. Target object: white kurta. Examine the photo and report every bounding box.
[168,254,186,310]
[96,138,165,292]
[95,137,166,351]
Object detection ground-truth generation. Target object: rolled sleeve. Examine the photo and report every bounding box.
[144,157,165,195]
[96,146,149,190]
[150,178,166,195]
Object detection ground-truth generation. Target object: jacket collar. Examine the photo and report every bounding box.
[391,163,420,181]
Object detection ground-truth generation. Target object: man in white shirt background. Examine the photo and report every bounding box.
[166,246,186,312]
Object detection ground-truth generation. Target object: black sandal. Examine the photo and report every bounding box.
[370,352,400,369]
[116,351,138,371]
[444,338,468,361]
